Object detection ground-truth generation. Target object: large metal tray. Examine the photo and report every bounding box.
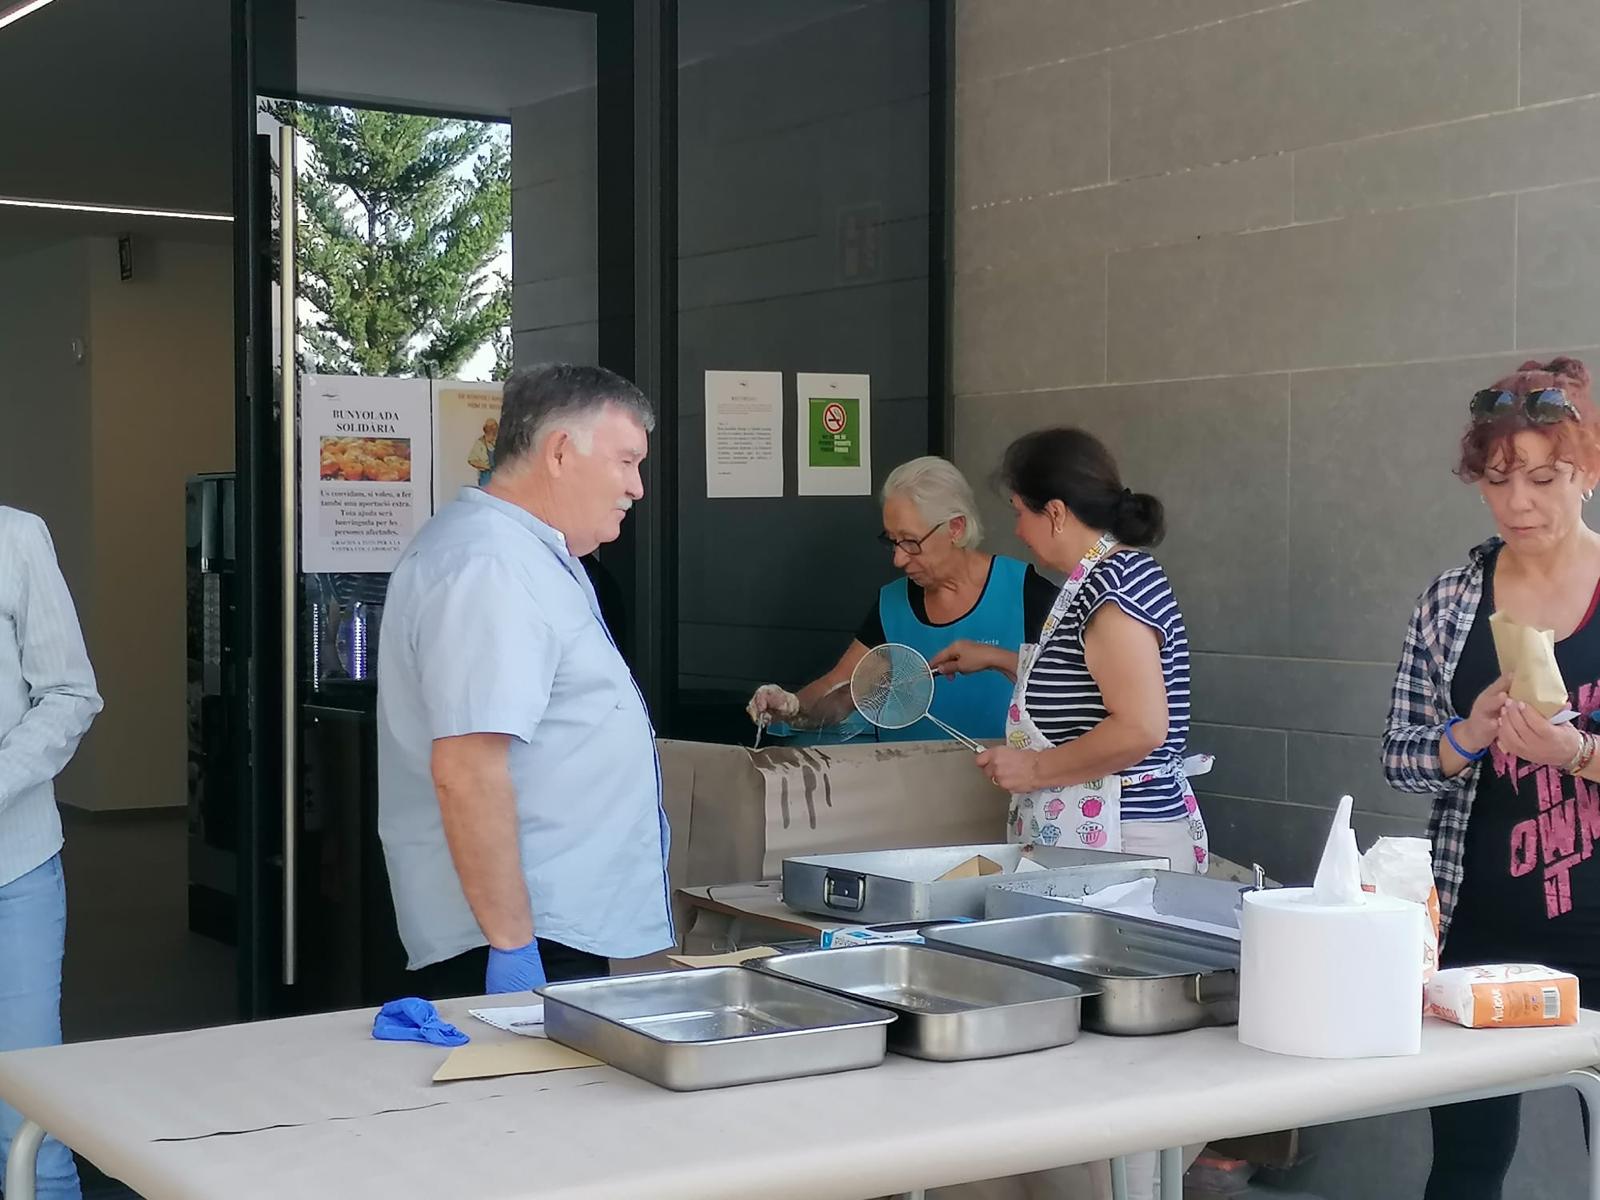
[782,844,1168,924]
[540,967,895,1091]
[923,912,1240,1036]
[985,866,1252,937]
[751,943,1096,1061]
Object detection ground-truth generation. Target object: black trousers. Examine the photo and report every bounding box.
[1425,973,1596,1200]
[403,938,609,1001]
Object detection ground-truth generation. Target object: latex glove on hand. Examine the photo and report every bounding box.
[746,684,800,727]
[485,938,547,994]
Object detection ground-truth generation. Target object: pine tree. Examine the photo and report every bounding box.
[267,102,511,378]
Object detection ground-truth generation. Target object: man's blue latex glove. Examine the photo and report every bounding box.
[485,938,547,994]
[372,997,470,1047]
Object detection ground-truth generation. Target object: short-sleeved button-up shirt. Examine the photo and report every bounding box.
[377,488,671,968]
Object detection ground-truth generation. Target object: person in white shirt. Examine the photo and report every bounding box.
[378,364,671,998]
[0,507,102,1200]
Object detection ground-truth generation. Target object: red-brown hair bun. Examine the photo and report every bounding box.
[1457,356,1600,480]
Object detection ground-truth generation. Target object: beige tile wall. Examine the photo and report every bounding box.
[953,0,1600,881]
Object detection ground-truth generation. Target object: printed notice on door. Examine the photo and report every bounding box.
[433,380,504,509]
[300,374,433,572]
[796,372,871,496]
[705,370,783,498]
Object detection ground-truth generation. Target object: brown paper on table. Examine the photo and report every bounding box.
[937,854,1004,881]
[666,946,779,969]
[1489,612,1570,718]
[432,1039,599,1082]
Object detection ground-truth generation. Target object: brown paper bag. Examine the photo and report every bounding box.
[1489,612,1569,718]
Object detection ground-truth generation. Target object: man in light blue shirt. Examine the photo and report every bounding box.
[0,507,101,1200]
[377,364,671,996]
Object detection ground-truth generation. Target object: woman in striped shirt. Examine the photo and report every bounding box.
[932,427,1207,873]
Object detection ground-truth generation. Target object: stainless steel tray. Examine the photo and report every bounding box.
[540,967,895,1090]
[782,844,1168,924]
[751,943,1096,1061]
[923,912,1240,1036]
[986,866,1251,935]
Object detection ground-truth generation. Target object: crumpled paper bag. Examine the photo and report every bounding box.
[1489,612,1569,719]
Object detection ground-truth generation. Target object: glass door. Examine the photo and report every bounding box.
[229,0,640,1017]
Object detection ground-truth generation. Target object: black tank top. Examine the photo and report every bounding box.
[1447,545,1600,974]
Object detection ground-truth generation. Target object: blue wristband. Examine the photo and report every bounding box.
[1445,717,1488,762]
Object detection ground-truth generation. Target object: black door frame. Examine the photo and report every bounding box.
[228,0,946,1019]
[227,0,670,1017]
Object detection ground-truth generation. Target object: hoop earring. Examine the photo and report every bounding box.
[1586,489,1595,502]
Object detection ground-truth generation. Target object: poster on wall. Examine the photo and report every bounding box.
[433,380,505,508]
[300,374,433,573]
[795,372,871,497]
[704,370,783,498]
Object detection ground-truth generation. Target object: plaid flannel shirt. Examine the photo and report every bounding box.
[1381,539,1499,945]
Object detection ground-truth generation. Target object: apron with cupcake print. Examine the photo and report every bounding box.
[1004,531,1209,868]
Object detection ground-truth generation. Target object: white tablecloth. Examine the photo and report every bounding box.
[2,997,1597,1200]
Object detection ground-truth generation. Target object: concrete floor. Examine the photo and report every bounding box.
[59,808,236,1041]
[56,806,235,1199]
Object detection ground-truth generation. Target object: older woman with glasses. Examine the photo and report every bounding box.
[1382,357,1600,1200]
[746,456,1056,741]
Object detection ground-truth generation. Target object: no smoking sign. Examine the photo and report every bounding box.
[808,396,861,469]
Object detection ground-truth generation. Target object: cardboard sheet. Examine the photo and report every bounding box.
[431,1039,598,1082]
[937,854,1004,880]
[652,739,1007,946]
[754,742,1005,876]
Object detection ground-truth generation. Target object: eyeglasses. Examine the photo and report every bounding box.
[1470,387,1578,425]
[877,521,946,555]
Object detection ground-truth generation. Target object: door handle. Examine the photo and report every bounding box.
[278,121,299,988]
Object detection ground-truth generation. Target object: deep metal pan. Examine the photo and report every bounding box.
[782,844,1168,924]
[540,967,894,1090]
[923,912,1240,1036]
[985,866,1252,936]
[752,943,1096,1060]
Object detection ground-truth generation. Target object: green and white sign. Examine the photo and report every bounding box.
[808,396,860,468]
[797,373,871,496]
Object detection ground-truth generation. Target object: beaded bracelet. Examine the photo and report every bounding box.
[1567,730,1597,777]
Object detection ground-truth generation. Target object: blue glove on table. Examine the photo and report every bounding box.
[485,938,547,994]
[372,997,470,1047]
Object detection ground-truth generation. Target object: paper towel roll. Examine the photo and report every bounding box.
[1239,887,1423,1059]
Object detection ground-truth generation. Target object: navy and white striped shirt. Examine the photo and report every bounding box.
[1024,550,1191,820]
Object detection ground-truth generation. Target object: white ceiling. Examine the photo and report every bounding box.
[0,0,234,216]
[293,0,597,118]
[0,0,877,255]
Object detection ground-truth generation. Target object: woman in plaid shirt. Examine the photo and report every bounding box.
[1384,356,1600,1199]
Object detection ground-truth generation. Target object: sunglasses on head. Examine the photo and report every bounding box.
[1470,386,1578,425]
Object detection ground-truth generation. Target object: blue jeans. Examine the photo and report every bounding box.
[0,855,81,1200]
